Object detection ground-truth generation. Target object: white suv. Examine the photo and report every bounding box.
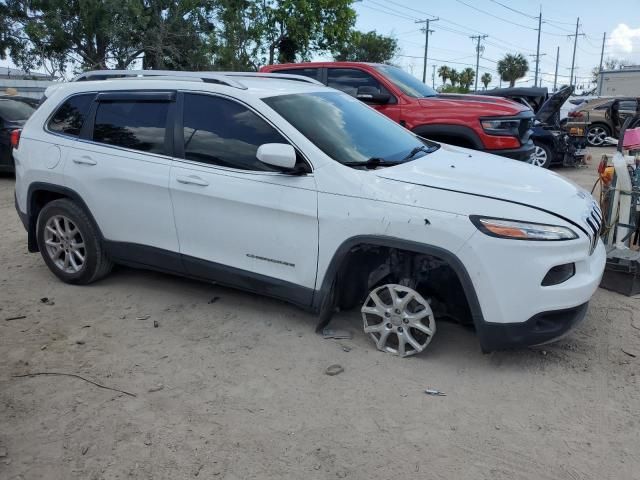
[13,70,605,355]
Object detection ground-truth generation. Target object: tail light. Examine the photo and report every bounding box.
[568,111,584,118]
[10,129,21,149]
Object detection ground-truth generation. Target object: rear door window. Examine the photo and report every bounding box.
[327,68,391,98]
[271,68,321,81]
[92,100,169,155]
[47,93,94,137]
[619,100,638,111]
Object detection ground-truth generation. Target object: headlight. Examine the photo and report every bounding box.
[480,118,521,135]
[470,216,578,241]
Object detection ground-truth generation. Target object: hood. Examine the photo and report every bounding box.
[536,86,574,123]
[375,143,592,226]
[421,93,530,116]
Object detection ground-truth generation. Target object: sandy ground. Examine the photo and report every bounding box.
[1,150,639,480]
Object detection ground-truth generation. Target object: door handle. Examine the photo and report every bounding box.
[176,175,209,187]
[72,156,97,166]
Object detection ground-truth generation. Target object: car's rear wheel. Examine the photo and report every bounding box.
[586,124,610,147]
[361,284,436,357]
[36,199,112,284]
[529,142,552,168]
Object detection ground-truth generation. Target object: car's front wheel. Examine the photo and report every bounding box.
[529,142,552,168]
[361,284,436,357]
[36,199,112,284]
[586,124,611,147]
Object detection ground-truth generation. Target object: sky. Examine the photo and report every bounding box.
[1,0,639,92]
[341,0,640,91]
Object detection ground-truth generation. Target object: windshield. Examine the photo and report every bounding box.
[0,98,36,121]
[375,65,437,98]
[263,91,434,166]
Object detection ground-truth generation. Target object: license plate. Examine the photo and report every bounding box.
[569,127,585,136]
[574,148,587,156]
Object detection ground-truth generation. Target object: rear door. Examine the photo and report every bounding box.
[326,67,402,123]
[64,91,181,269]
[169,92,318,305]
[616,99,639,133]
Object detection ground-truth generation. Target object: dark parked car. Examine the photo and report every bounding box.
[0,96,38,173]
[479,86,584,168]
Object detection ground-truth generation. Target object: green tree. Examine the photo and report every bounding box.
[437,65,451,86]
[481,72,492,89]
[459,67,475,90]
[262,0,356,64]
[139,1,214,70]
[332,30,397,63]
[212,0,263,71]
[497,53,529,87]
[449,69,459,87]
[1,0,215,74]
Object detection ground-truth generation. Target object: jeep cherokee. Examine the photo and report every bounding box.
[13,71,605,355]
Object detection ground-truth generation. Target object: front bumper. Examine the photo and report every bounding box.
[477,302,589,352]
[485,139,535,161]
[457,228,606,352]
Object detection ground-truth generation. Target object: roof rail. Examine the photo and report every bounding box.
[72,70,247,90]
[220,72,323,86]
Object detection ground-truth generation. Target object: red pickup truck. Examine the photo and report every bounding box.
[260,61,534,161]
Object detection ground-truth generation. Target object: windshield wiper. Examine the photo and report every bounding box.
[402,144,437,161]
[342,157,403,169]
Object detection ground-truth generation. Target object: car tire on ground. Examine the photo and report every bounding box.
[36,199,112,284]
[586,124,611,147]
[529,142,553,168]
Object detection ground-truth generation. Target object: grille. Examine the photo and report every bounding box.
[584,202,602,255]
[518,117,533,142]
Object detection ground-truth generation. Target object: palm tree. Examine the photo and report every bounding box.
[449,69,459,87]
[459,67,475,90]
[481,72,492,89]
[497,53,529,87]
[437,65,451,86]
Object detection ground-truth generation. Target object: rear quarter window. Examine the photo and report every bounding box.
[48,93,95,137]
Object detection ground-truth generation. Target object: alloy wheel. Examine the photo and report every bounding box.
[44,215,86,274]
[361,284,436,357]
[587,126,607,146]
[529,145,548,167]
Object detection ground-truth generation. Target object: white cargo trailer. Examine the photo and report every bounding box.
[598,67,640,96]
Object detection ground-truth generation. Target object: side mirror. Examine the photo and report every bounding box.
[256,143,297,170]
[356,86,391,104]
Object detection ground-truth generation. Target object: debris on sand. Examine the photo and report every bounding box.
[325,364,344,376]
[425,388,446,396]
[321,328,352,340]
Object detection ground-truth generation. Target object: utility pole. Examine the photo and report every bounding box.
[553,46,560,91]
[568,17,584,87]
[598,32,606,95]
[534,8,543,87]
[432,64,436,88]
[471,34,488,92]
[529,53,546,86]
[415,17,438,83]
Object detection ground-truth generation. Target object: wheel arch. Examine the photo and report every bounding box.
[411,124,484,150]
[587,121,612,134]
[313,235,485,328]
[26,182,103,252]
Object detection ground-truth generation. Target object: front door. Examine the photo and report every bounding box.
[169,92,318,305]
